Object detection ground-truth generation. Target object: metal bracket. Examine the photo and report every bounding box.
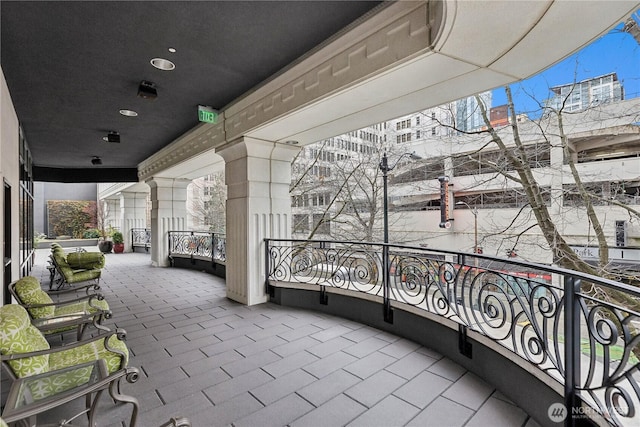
[320,286,328,305]
[384,303,394,324]
[458,324,472,358]
[266,282,275,298]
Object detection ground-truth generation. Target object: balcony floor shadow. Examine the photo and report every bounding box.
[3,248,539,427]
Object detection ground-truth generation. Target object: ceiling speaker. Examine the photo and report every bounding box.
[137,80,157,99]
[106,131,120,143]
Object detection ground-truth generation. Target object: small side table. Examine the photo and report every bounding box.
[2,359,138,426]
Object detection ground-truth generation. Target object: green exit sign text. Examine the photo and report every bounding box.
[198,106,218,124]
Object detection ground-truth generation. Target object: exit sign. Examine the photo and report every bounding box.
[198,106,218,124]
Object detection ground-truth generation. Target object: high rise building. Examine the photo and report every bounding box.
[545,73,623,112]
[455,91,492,132]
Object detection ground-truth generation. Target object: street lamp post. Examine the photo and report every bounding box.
[379,151,421,323]
[455,200,480,305]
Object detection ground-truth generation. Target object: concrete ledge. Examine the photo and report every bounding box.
[169,256,226,279]
[270,285,563,427]
[37,238,98,249]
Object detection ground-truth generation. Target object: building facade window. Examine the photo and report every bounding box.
[396,119,411,130]
[313,214,330,234]
[293,214,309,233]
[397,133,412,143]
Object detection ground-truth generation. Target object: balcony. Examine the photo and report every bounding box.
[3,248,541,426]
[265,239,640,426]
[4,237,638,426]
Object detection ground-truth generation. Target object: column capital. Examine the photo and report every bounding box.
[145,177,191,190]
[216,137,300,163]
[118,190,148,199]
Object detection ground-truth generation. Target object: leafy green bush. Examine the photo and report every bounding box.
[34,232,47,247]
[47,200,97,238]
[83,229,101,239]
[111,231,124,244]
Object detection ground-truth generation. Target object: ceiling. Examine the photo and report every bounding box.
[1,1,383,182]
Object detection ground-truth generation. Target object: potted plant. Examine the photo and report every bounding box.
[112,231,124,253]
[96,202,113,253]
[98,238,113,253]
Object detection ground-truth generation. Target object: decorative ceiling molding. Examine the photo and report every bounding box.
[224,1,434,141]
[138,119,226,181]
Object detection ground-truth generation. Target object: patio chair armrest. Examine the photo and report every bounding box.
[33,310,113,334]
[23,292,106,309]
[0,363,140,425]
[86,293,109,310]
[47,281,101,295]
[1,328,127,362]
[40,280,98,297]
[159,417,192,427]
[93,365,140,392]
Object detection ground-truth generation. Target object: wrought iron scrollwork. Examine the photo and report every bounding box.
[168,231,226,264]
[269,243,382,295]
[265,238,640,426]
[131,228,151,249]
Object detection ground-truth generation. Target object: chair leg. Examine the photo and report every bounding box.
[88,389,104,427]
[77,323,87,341]
[109,378,139,427]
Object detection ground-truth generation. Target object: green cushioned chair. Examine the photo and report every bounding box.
[49,247,103,291]
[0,304,128,380]
[0,304,139,426]
[9,276,112,340]
[67,251,106,269]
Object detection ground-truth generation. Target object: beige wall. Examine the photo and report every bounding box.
[0,66,20,305]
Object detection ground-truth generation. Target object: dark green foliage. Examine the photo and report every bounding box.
[83,229,101,238]
[47,200,97,238]
[111,231,124,244]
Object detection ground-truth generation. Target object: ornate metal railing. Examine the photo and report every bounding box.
[131,228,151,252]
[168,231,226,264]
[265,238,640,427]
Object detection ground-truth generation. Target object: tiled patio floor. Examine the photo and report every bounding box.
[4,248,541,427]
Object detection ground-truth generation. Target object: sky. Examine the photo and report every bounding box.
[492,19,640,115]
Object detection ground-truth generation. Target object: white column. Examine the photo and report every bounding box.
[119,190,149,252]
[105,199,119,231]
[146,178,190,267]
[217,137,299,305]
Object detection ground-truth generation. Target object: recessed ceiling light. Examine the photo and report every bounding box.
[168,47,176,53]
[119,109,138,117]
[150,57,175,71]
[284,140,299,145]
